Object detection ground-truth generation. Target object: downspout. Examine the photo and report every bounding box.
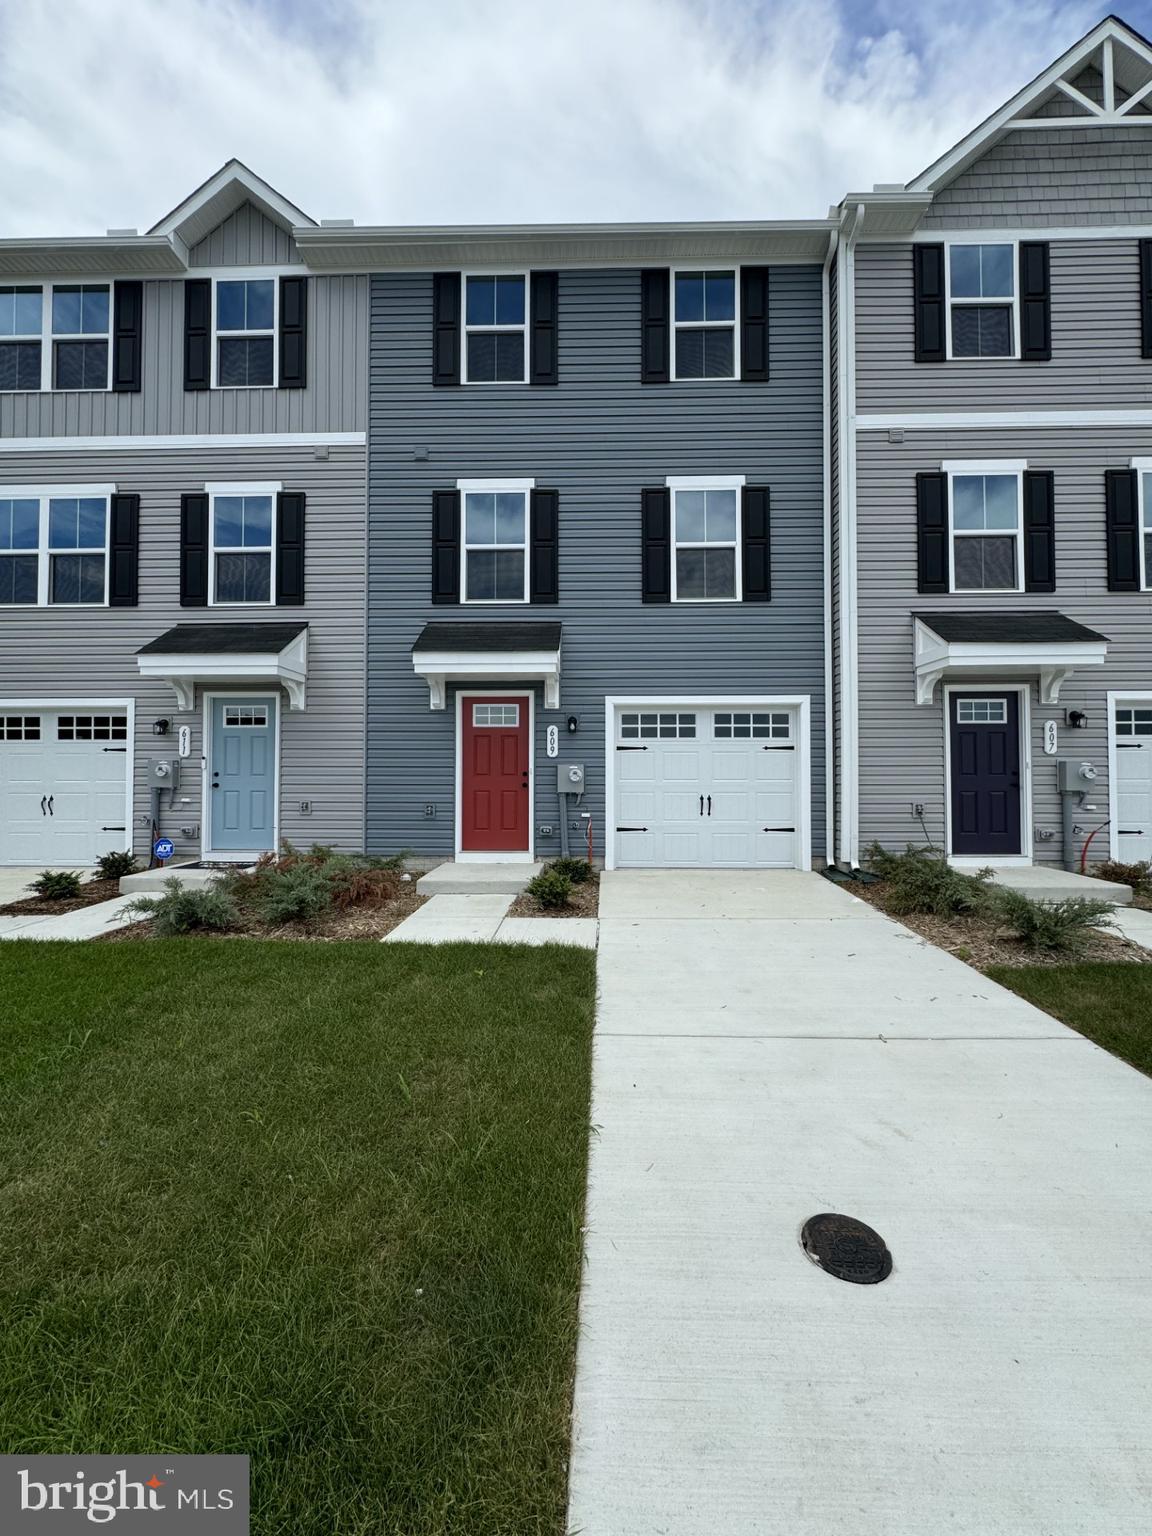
[835,202,865,867]
[821,225,838,869]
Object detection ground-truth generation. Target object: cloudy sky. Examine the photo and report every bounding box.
[0,0,1144,235]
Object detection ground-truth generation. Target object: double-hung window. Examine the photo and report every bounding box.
[672,270,737,379]
[947,467,1023,592]
[207,482,278,604]
[214,278,276,387]
[947,243,1016,359]
[0,485,112,606]
[462,275,527,383]
[0,283,111,391]
[668,478,742,601]
[460,480,530,602]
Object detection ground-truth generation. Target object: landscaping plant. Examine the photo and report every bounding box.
[526,869,573,910]
[549,856,593,884]
[28,870,83,901]
[123,877,240,936]
[94,849,139,882]
[991,888,1114,953]
[1095,859,1152,897]
[865,843,992,916]
[250,862,335,925]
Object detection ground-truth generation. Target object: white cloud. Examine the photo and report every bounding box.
[0,0,1103,234]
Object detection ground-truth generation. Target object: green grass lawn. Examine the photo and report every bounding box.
[987,962,1152,1077]
[0,940,596,1535]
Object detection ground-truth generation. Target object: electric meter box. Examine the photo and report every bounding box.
[557,762,585,794]
[149,758,182,790]
[1057,759,1097,792]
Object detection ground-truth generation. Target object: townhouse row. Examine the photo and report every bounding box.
[2,15,1151,877]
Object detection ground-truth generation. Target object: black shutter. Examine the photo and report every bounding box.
[111,281,143,393]
[183,279,211,391]
[432,274,461,386]
[108,493,139,606]
[913,245,946,363]
[1141,240,1152,359]
[530,488,559,602]
[529,272,559,386]
[1105,469,1141,592]
[1022,471,1056,592]
[640,269,670,384]
[641,487,671,602]
[916,472,949,593]
[180,493,209,606]
[740,267,770,382]
[432,490,460,603]
[741,486,771,601]
[276,492,306,604]
[1019,242,1051,362]
[278,276,308,389]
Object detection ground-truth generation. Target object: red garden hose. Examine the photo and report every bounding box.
[1079,820,1110,875]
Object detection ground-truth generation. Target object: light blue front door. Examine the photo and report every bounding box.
[209,696,277,853]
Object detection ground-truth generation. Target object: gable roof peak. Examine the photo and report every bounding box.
[147,159,315,246]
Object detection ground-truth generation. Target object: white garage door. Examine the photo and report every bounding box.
[1114,704,1152,863]
[614,706,802,868]
[0,709,130,865]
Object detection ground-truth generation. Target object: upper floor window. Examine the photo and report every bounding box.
[670,482,741,601]
[672,270,737,379]
[461,482,529,601]
[0,485,112,606]
[1139,471,1152,591]
[948,244,1015,359]
[463,275,527,384]
[207,482,278,604]
[949,470,1022,591]
[0,283,111,392]
[214,279,275,388]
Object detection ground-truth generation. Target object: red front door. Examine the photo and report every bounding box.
[461,696,530,852]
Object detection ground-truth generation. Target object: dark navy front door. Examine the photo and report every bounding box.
[949,693,1021,857]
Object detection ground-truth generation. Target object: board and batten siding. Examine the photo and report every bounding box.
[188,203,305,267]
[856,427,1152,859]
[920,127,1152,229]
[0,444,366,859]
[366,265,826,862]
[856,239,1152,412]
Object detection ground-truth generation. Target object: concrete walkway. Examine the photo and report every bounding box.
[0,866,94,904]
[1108,903,1152,951]
[0,893,141,941]
[567,870,1152,1536]
[384,893,597,947]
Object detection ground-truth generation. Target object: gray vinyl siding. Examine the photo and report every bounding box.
[366,265,826,862]
[0,237,369,436]
[856,238,1152,411]
[188,203,305,266]
[0,443,366,860]
[920,127,1152,228]
[828,253,842,854]
[855,427,1152,861]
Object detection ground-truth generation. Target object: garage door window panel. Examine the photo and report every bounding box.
[619,711,697,740]
[714,711,790,740]
[1116,708,1152,737]
[672,489,739,601]
[57,714,127,742]
[0,715,41,741]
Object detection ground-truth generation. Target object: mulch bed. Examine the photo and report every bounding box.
[0,878,121,917]
[508,874,600,920]
[851,878,1152,971]
[95,887,428,944]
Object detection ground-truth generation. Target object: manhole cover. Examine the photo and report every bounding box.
[801,1213,892,1284]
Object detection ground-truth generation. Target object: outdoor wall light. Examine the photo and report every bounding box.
[1068,710,1089,730]
[566,715,579,734]
[152,718,171,736]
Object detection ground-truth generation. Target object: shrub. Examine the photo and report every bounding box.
[325,859,401,911]
[991,889,1114,952]
[525,869,572,910]
[549,856,593,885]
[123,878,240,936]
[1095,859,1152,896]
[865,843,991,916]
[251,863,334,925]
[94,849,139,882]
[29,870,83,901]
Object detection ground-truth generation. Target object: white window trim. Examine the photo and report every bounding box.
[1131,461,1152,591]
[0,482,115,608]
[205,480,281,607]
[209,271,280,391]
[670,264,740,383]
[456,478,531,605]
[668,480,743,604]
[943,683,1033,867]
[0,279,113,394]
[460,271,529,386]
[944,240,1020,362]
[454,688,535,862]
[943,464,1026,596]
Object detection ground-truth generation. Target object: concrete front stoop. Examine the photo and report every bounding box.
[988,865,1133,905]
[119,863,249,895]
[415,862,543,897]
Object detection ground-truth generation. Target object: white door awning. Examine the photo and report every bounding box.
[914,612,1108,705]
[411,621,561,710]
[136,623,309,711]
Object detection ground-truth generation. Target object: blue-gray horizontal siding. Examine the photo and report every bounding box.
[366,265,826,862]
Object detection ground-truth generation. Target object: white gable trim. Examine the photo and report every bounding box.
[148,159,316,244]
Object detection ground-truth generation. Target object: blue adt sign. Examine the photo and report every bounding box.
[153,838,174,861]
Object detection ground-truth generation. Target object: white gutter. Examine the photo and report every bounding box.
[835,203,865,867]
[821,224,838,869]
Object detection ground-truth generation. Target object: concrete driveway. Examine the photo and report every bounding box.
[567,871,1152,1535]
